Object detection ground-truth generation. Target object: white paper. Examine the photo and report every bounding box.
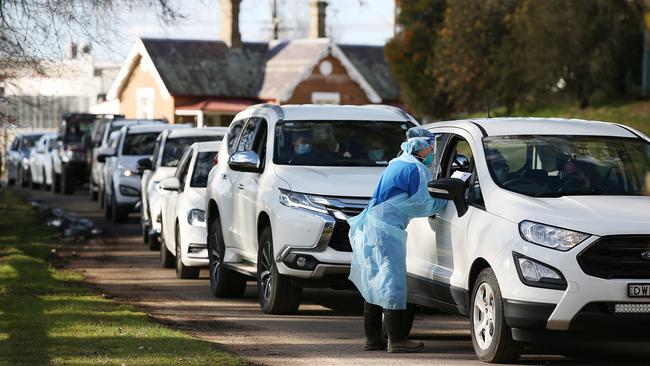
[451,171,472,182]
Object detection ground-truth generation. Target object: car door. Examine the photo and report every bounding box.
[231,117,267,260]
[163,151,191,252]
[218,118,247,250]
[406,129,482,308]
[142,134,164,222]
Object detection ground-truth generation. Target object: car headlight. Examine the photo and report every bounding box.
[187,209,206,227]
[519,220,589,251]
[513,252,567,290]
[117,164,134,177]
[278,188,328,214]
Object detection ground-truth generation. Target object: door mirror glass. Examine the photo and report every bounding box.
[136,158,153,174]
[228,151,262,173]
[452,154,470,171]
[159,177,180,192]
[428,178,469,217]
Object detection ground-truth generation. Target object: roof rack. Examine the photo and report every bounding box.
[247,103,285,120]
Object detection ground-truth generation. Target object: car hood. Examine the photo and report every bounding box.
[151,167,176,183]
[489,192,650,236]
[274,165,384,198]
[184,187,207,208]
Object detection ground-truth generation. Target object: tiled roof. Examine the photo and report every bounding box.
[339,44,400,101]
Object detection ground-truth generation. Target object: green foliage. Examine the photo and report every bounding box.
[0,190,246,366]
[388,0,645,117]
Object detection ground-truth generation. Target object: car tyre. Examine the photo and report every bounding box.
[208,217,247,298]
[20,169,29,187]
[257,226,302,315]
[160,226,175,269]
[470,268,522,363]
[142,222,150,245]
[103,191,113,219]
[30,173,39,190]
[51,171,61,193]
[175,223,199,279]
[89,172,98,201]
[111,193,128,224]
[61,165,74,195]
[42,168,48,190]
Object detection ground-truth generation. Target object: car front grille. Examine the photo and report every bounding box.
[327,205,365,253]
[578,236,650,279]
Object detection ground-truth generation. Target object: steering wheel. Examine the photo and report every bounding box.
[502,177,537,186]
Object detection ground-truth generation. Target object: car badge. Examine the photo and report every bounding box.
[642,251,650,261]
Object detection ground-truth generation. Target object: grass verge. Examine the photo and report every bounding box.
[0,189,246,366]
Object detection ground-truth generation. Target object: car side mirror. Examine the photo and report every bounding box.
[96,153,114,163]
[228,151,262,173]
[159,177,180,192]
[136,158,153,174]
[428,178,469,217]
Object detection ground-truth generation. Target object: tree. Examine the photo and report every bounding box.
[0,0,183,123]
[434,0,521,114]
[385,0,449,118]
[511,0,644,108]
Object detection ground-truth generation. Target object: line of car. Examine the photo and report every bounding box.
[6,104,650,363]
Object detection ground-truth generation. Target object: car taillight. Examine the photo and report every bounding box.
[212,153,219,165]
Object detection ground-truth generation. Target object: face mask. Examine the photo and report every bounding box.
[296,143,312,155]
[422,152,434,167]
[368,149,384,161]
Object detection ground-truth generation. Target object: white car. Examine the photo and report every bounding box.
[98,123,170,223]
[6,132,44,187]
[403,117,650,362]
[159,141,221,279]
[206,104,418,314]
[140,127,227,250]
[28,133,57,189]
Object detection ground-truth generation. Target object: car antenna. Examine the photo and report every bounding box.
[484,95,492,118]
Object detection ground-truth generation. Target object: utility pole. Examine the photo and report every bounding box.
[271,0,280,40]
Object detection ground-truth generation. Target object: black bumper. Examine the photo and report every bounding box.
[505,300,650,342]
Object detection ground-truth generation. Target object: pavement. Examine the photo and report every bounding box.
[13,185,649,366]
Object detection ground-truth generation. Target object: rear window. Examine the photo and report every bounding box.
[190,152,217,187]
[162,136,223,167]
[122,132,159,156]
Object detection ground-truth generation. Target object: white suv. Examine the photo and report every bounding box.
[206,104,417,314]
[404,117,650,362]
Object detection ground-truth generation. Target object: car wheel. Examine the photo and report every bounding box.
[99,185,105,208]
[103,191,113,219]
[42,168,48,190]
[142,222,150,245]
[257,226,302,314]
[30,172,39,190]
[208,217,247,298]
[20,169,29,187]
[175,223,199,279]
[160,225,175,269]
[470,268,522,363]
[61,165,74,195]
[89,173,98,201]
[111,193,127,223]
[52,171,61,193]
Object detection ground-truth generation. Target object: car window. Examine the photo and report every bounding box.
[10,138,19,151]
[236,118,261,152]
[274,120,414,167]
[226,119,247,155]
[162,135,222,167]
[122,132,159,156]
[21,135,43,151]
[150,135,164,168]
[440,135,483,207]
[190,151,217,187]
[175,151,192,189]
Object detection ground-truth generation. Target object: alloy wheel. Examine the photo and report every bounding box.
[259,240,273,302]
[209,228,221,288]
[473,282,496,350]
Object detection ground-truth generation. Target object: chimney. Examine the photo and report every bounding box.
[68,42,78,59]
[220,0,242,48]
[309,0,328,39]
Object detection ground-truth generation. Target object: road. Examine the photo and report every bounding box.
[14,186,647,366]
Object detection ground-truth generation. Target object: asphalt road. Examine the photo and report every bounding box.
[13,185,648,366]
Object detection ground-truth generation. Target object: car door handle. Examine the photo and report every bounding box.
[238,184,245,190]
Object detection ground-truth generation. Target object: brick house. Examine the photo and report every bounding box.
[106,0,400,126]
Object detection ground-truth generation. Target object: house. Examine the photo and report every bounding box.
[107,0,400,127]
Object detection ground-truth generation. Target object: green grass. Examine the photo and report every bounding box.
[464,98,650,136]
[0,189,246,366]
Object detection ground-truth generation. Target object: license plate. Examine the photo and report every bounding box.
[628,283,650,298]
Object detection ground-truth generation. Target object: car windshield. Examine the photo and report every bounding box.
[484,135,650,197]
[21,135,43,151]
[274,120,413,166]
[162,136,222,167]
[122,132,159,156]
[190,151,216,187]
[65,122,93,142]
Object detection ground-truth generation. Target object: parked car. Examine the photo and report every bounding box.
[51,113,97,194]
[98,123,170,223]
[140,127,227,250]
[159,141,221,279]
[89,118,165,206]
[402,117,650,362]
[205,104,417,314]
[6,132,44,187]
[28,133,57,189]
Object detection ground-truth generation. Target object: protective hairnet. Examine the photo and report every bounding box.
[348,152,447,310]
[400,137,431,154]
[405,126,435,140]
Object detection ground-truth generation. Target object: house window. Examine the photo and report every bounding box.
[311,92,340,105]
[136,88,154,119]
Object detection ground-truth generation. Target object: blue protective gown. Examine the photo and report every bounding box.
[348,152,447,310]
